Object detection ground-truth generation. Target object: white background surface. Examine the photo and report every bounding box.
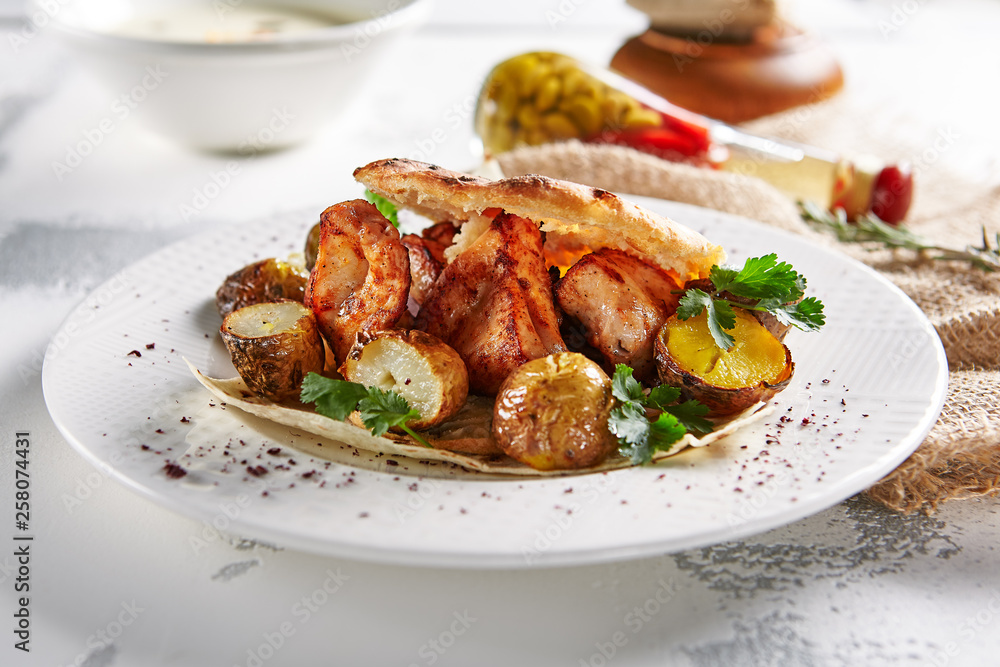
[2,1,1000,665]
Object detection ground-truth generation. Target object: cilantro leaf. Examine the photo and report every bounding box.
[676,287,713,321]
[612,404,653,464]
[615,408,687,465]
[607,364,712,464]
[708,263,740,293]
[754,296,783,313]
[358,387,419,436]
[609,402,650,448]
[617,440,652,466]
[300,373,368,421]
[299,373,431,447]
[619,441,652,465]
[647,412,686,453]
[705,298,736,350]
[646,385,681,409]
[683,255,823,351]
[792,273,808,298]
[364,189,399,227]
[724,254,800,300]
[662,400,713,434]
[770,296,826,332]
[679,288,735,349]
[612,364,645,403]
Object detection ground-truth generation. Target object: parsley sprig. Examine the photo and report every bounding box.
[676,254,825,350]
[608,365,712,465]
[364,189,399,227]
[300,373,431,448]
[800,201,1000,272]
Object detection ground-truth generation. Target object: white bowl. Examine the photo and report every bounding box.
[48,0,432,151]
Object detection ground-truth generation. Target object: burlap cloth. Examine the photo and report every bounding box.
[494,97,1000,513]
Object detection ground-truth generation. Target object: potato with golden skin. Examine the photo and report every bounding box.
[655,309,794,417]
[215,258,308,319]
[340,329,468,429]
[220,301,325,402]
[492,352,617,470]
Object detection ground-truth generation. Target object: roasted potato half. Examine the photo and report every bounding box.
[216,258,309,319]
[220,301,325,402]
[493,352,617,471]
[655,309,794,417]
[340,329,469,429]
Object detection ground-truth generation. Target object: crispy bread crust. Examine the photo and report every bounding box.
[353,158,725,282]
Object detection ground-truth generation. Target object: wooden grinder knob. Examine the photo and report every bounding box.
[612,1,843,123]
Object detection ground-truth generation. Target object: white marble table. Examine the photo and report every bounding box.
[2,1,999,665]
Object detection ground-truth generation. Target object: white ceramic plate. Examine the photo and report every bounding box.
[41,197,948,568]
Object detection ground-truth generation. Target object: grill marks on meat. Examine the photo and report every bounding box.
[303,201,674,395]
[304,199,410,366]
[401,221,458,307]
[417,212,566,394]
[555,248,681,383]
[421,221,458,255]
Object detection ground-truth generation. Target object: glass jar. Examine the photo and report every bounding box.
[475,51,913,223]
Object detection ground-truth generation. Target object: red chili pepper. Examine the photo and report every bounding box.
[585,108,713,164]
[588,126,710,162]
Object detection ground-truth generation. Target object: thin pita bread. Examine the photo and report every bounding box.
[189,361,770,476]
[354,158,725,282]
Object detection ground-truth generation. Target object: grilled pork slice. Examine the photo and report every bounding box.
[304,199,410,366]
[555,248,682,383]
[401,234,444,306]
[421,221,458,260]
[417,211,566,394]
[401,221,461,306]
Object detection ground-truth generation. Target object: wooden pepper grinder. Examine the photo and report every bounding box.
[612,0,843,123]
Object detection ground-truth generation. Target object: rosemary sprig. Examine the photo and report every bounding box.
[799,201,1000,272]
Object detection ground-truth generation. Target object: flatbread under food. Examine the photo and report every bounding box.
[189,361,770,477]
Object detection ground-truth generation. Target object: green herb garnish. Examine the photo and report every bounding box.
[646,386,715,434]
[800,200,1000,272]
[364,189,399,227]
[300,373,431,447]
[676,254,825,350]
[608,365,711,465]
